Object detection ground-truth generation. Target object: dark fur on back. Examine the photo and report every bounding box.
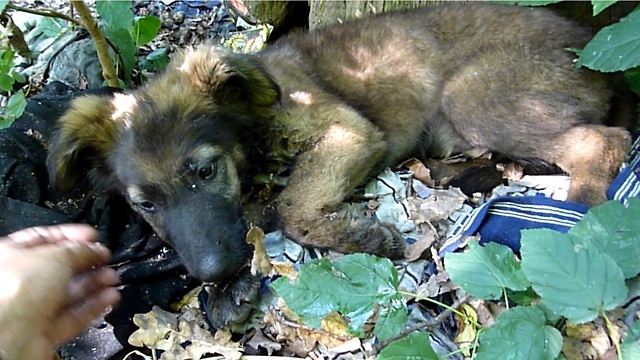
[47,3,632,326]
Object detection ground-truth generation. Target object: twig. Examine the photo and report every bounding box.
[372,294,471,355]
[7,4,81,26]
[70,0,120,87]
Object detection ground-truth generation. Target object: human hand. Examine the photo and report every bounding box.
[0,224,120,360]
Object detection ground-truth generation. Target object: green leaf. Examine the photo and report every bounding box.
[1,90,26,128]
[569,199,640,278]
[0,73,15,92]
[133,16,161,47]
[374,299,408,342]
[592,0,617,16]
[476,306,562,360]
[377,332,439,360]
[520,229,627,323]
[140,48,169,72]
[576,9,640,72]
[0,49,15,73]
[508,288,540,306]
[96,0,134,33]
[102,27,137,82]
[445,241,530,300]
[622,320,640,360]
[271,254,406,338]
[625,67,640,94]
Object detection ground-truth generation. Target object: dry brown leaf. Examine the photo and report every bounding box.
[564,321,613,358]
[246,225,272,276]
[128,306,178,348]
[272,261,299,280]
[404,225,437,261]
[454,303,479,357]
[502,162,524,183]
[468,298,496,328]
[263,306,353,356]
[401,158,435,186]
[416,271,456,298]
[407,188,466,225]
[562,337,599,360]
[246,329,283,355]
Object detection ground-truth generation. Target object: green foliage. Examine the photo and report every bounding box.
[621,320,640,360]
[570,198,640,278]
[475,306,562,360]
[445,241,530,300]
[520,228,627,323]
[134,16,162,47]
[575,8,640,72]
[140,48,169,72]
[513,0,640,94]
[376,332,439,360]
[0,49,27,128]
[270,199,638,358]
[95,1,161,82]
[270,254,407,341]
[447,199,639,357]
[592,0,617,16]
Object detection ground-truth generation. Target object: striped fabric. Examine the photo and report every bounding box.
[440,132,640,256]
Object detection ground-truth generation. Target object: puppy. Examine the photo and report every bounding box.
[47,3,632,325]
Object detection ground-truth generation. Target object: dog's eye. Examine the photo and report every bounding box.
[198,162,217,180]
[138,201,157,213]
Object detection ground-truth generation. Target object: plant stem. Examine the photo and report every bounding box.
[601,311,622,360]
[373,293,477,354]
[399,290,482,328]
[70,0,120,87]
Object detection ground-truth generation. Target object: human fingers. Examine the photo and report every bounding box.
[5,224,99,248]
[46,241,112,273]
[45,288,121,346]
[65,267,119,306]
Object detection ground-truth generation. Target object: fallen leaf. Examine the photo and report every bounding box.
[128,306,178,348]
[401,158,435,186]
[404,225,437,261]
[246,329,283,355]
[454,303,479,357]
[246,225,272,276]
[502,162,524,182]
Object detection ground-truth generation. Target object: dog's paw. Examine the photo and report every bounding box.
[203,267,260,329]
[351,218,406,259]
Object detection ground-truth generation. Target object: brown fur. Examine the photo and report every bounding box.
[47,3,632,325]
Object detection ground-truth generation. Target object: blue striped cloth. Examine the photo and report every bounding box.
[440,132,640,255]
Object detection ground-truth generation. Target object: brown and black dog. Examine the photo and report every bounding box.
[47,3,632,325]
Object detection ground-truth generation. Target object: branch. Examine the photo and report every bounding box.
[70,0,120,88]
[372,294,471,355]
[6,4,81,26]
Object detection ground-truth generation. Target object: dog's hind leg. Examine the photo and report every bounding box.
[539,124,630,205]
[275,106,406,259]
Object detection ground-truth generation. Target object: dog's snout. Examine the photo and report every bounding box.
[190,254,238,283]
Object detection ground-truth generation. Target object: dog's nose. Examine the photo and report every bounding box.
[190,255,238,283]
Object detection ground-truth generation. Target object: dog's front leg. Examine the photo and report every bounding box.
[276,106,406,259]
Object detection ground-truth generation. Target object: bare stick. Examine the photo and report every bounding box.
[70,0,120,87]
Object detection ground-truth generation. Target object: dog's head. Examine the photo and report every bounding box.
[46,46,280,283]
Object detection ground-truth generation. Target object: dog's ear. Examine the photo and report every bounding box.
[47,94,120,192]
[177,46,281,111]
